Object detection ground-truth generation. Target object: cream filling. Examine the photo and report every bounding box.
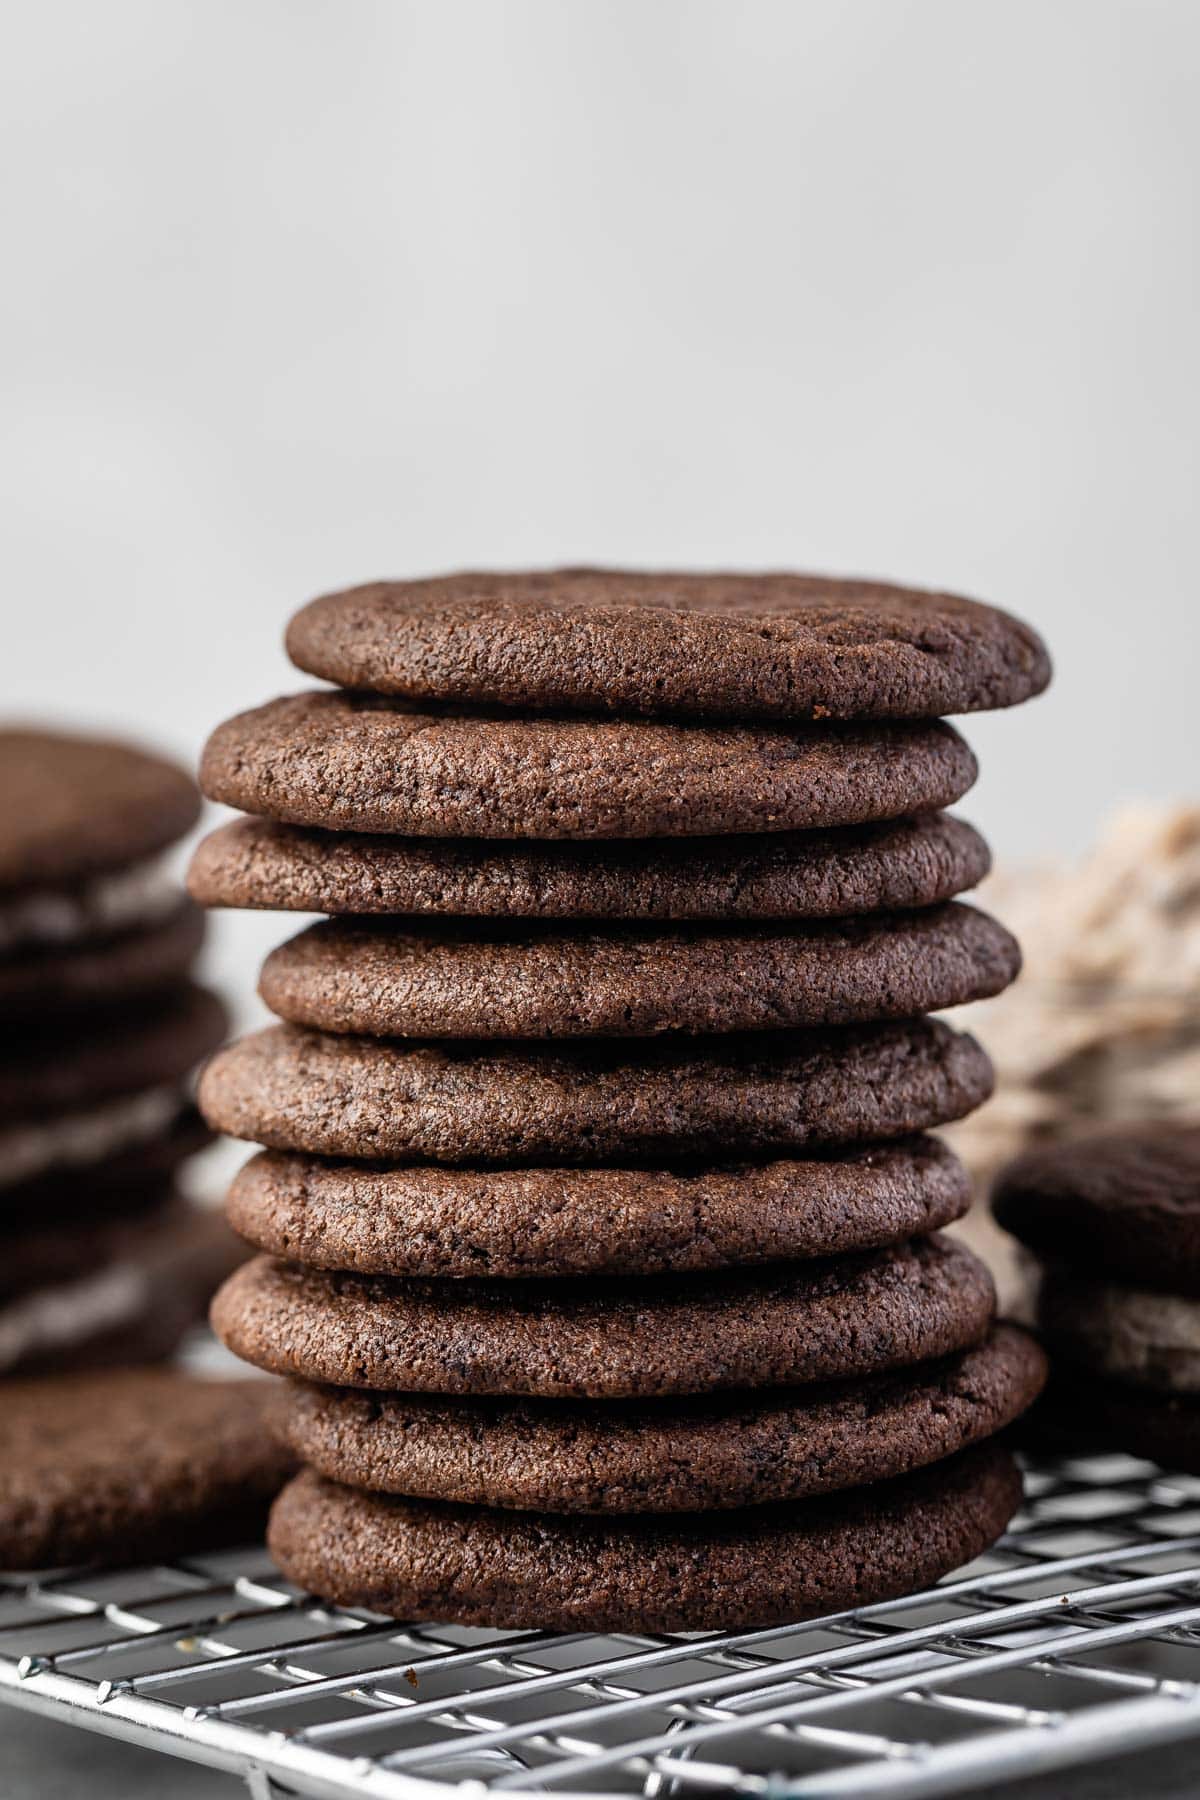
[1039,1270,1200,1392]
[0,858,179,954]
[0,1087,184,1190]
[0,1263,152,1371]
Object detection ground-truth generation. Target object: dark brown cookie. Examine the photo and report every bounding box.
[1025,1374,1200,1473]
[286,569,1051,722]
[268,1442,1023,1632]
[199,692,978,840]
[0,1369,295,1567]
[0,984,227,1123]
[188,812,992,921]
[278,1324,1044,1512]
[0,900,205,1020]
[259,904,1020,1040]
[199,1017,992,1164]
[0,1107,210,1221]
[1034,1266,1200,1396]
[212,1235,995,1398]
[225,1136,971,1279]
[995,1125,1200,1295]
[0,1202,250,1377]
[0,728,200,891]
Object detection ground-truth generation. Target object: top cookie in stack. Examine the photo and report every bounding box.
[0,728,230,1374]
[196,569,1049,1634]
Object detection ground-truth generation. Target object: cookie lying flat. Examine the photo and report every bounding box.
[199,1017,992,1163]
[188,812,992,921]
[0,1369,294,1567]
[200,693,977,840]
[268,1442,1022,1633]
[1027,1375,1200,1474]
[0,901,205,1019]
[279,1324,1044,1512]
[0,728,200,892]
[1036,1268,1200,1396]
[286,569,1051,722]
[212,1235,994,1399]
[225,1136,971,1279]
[2,1107,210,1219]
[995,1125,1200,1296]
[260,904,1020,1040]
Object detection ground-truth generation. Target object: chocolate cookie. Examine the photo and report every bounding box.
[1027,1375,1200,1474]
[268,1442,1022,1632]
[0,1369,295,1567]
[199,693,978,840]
[0,728,200,891]
[1035,1267,1200,1395]
[278,1324,1044,1512]
[225,1135,971,1279]
[259,904,1020,1040]
[0,900,205,1019]
[0,984,227,1123]
[995,1125,1200,1296]
[211,1235,995,1398]
[200,1017,991,1164]
[286,570,1051,722]
[188,812,992,921]
[1,1107,210,1219]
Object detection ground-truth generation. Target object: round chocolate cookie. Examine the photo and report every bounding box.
[199,1017,992,1164]
[1026,1375,1200,1474]
[0,900,205,1020]
[0,983,227,1122]
[279,1324,1044,1512]
[1035,1267,1200,1395]
[226,1135,971,1279]
[286,569,1051,722]
[0,1369,295,1567]
[199,692,978,840]
[995,1125,1200,1296]
[268,1442,1022,1633]
[260,904,1020,1041]
[212,1235,995,1399]
[0,1107,210,1219]
[0,728,200,891]
[188,812,992,921]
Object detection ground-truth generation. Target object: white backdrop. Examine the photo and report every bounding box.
[3,0,1197,1012]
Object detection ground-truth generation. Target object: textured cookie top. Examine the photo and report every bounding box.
[199,1016,993,1164]
[212,1234,995,1398]
[188,811,991,921]
[0,728,199,892]
[267,1443,1022,1633]
[0,983,227,1122]
[286,570,1051,722]
[225,1135,971,1279]
[278,1324,1045,1513]
[0,1370,294,1567]
[199,692,977,840]
[994,1125,1200,1295]
[0,900,205,1021]
[259,903,1020,1040]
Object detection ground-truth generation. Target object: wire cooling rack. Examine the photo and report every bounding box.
[5,1454,1200,1799]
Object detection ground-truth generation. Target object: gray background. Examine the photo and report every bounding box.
[2,3,1198,1792]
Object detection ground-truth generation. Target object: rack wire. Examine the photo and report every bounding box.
[5,1452,1200,1798]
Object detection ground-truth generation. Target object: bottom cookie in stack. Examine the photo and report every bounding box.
[214,1156,1045,1632]
[994,1125,1200,1470]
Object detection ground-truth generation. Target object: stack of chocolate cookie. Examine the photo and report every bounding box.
[0,728,231,1374]
[995,1125,1200,1470]
[196,571,1051,1632]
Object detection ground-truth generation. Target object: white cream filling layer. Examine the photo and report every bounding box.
[1039,1270,1200,1392]
[0,1264,152,1371]
[0,1087,184,1189]
[0,858,179,954]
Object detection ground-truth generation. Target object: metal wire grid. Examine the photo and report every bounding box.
[5,1455,1200,1798]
